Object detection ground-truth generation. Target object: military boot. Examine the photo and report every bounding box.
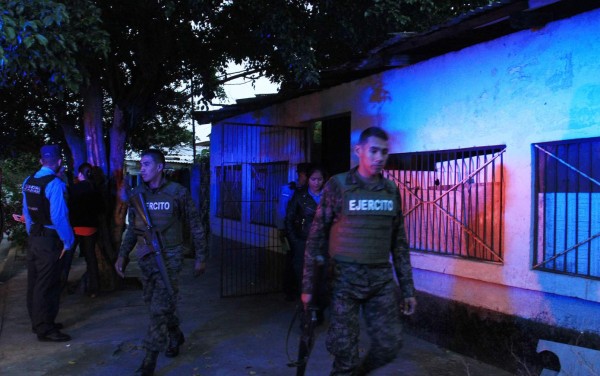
[165,327,185,358]
[134,350,158,376]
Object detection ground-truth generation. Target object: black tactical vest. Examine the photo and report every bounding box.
[23,174,57,227]
[133,181,183,248]
[329,173,398,264]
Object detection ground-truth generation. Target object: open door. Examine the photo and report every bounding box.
[310,114,351,177]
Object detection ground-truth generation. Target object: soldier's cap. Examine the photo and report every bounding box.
[40,144,61,159]
[297,162,311,174]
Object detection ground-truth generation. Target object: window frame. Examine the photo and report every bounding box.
[385,145,506,263]
[249,161,288,227]
[532,137,600,279]
[215,164,242,221]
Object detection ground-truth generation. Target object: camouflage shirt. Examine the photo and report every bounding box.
[302,167,415,298]
[118,177,208,263]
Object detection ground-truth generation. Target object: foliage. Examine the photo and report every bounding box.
[195,148,210,165]
[95,0,228,129]
[124,83,195,153]
[0,79,79,159]
[0,0,108,162]
[0,0,109,93]
[216,0,498,89]
[129,119,193,154]
[0,153,39,247]
[0,83,47,158]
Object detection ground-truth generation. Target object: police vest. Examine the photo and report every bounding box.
[133,182,183,248]
[23,174,57,227]
[329,173,398,264]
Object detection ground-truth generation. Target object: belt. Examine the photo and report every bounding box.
[333,257,391,268]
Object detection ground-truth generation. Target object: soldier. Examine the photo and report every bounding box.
[115,149,207,376]
[22,144,75,342]
[277,162,310,301]
[301,127,417,375]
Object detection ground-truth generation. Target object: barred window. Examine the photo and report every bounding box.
[215,165,242,220]
[250,162,288,226]
[385,145,505,262]
[533,137,600,279]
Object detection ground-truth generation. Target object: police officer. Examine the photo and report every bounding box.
[114,149,207,376]
[22,144,75,342]
[301,127,417,375]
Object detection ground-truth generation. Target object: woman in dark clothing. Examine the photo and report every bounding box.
[62,163,104,297]
[285,165,327,304]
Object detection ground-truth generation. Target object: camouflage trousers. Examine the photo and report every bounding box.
[137,248,184,352]
[326,262,402,376]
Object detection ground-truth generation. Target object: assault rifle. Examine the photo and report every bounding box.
[287,304,318,376]
[130,192,174,296]
[286,255,328,375]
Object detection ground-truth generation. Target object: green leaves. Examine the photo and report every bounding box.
[4,27,16,41]
[216,0,497,90]
[0,152,40,246]
[34,34,48,45]
[0,0,107,93]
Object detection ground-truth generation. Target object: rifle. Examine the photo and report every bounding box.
[130,192,174,296]
[287,304,318,376]
[286,255,327,375]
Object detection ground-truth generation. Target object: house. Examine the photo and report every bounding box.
[194,0,600,372]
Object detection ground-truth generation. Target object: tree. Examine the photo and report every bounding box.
[214,0,497,89]
[0,0,109,169]
[0,0,109,91]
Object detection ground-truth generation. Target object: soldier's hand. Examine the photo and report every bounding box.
[401,297,417,316]
[115,256,127,278]
[193,260,206,277]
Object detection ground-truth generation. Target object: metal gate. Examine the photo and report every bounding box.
[385,145,505,262]
[214,122,308,297]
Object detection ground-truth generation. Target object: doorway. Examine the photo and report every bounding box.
[310,114,351,177]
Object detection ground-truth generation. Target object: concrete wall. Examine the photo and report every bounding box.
[213,8,600,334]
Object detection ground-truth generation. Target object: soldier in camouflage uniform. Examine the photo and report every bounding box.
[115,149,207,376]
[301,127,417,376]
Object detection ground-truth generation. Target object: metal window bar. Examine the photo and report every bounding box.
[533,137,600,279]
[385,145,505,262]
[250,162,288,226]
[216,122,307,297]
[215,165,242,220]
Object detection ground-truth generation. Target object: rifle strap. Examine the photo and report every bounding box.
[129,193,148,228]
[286,305,318,369]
